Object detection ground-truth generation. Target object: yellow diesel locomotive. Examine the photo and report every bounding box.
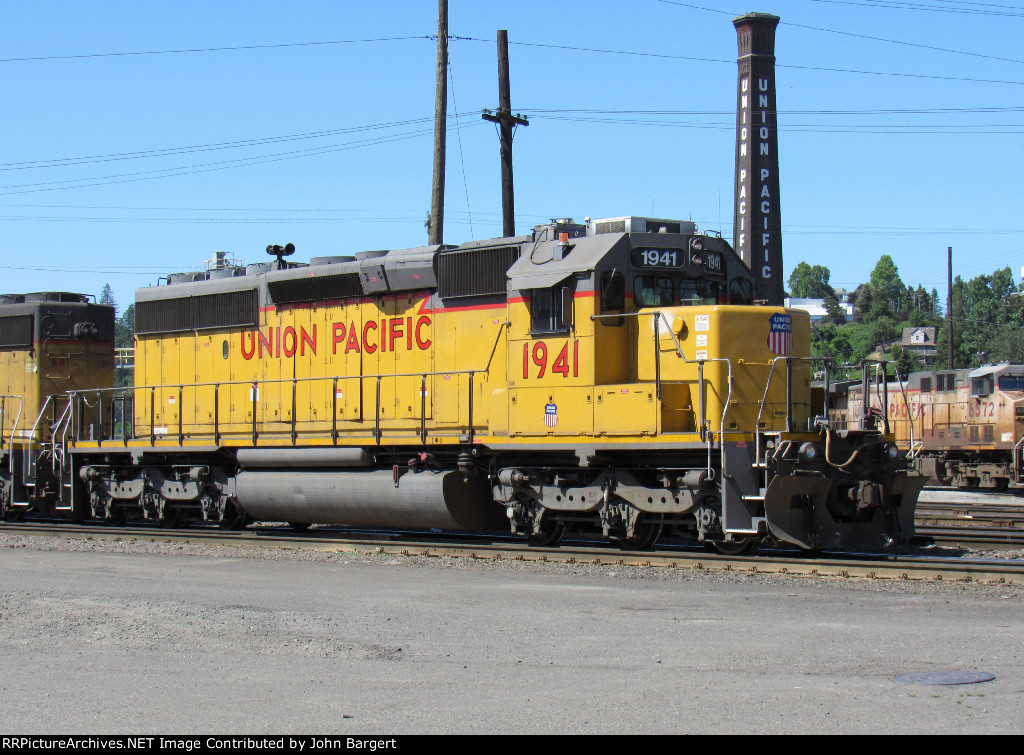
[4,216,922,551]
[0,292,114,513]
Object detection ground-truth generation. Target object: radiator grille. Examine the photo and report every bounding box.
[0,315,33,347]
[595,220,626,235]
[268,273,363,305]
[136,289,258,334]
[437,246,519,299]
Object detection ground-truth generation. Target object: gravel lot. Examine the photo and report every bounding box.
[2,530,1023,735]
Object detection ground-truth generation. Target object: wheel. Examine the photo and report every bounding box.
[613,518,662,551]
[158,507,186,529]
[3,507,26,523]
[105,506,127,527]
[957,477,980,491]
[219,500,251,530]
[527,518,565,547]
[708,537,760,556]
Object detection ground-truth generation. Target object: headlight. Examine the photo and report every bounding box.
[885,443,900,460]
[799,442,818,461]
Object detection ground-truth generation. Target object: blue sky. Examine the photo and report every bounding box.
[2,0,1021,312]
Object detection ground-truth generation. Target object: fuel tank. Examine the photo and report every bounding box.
[234,468,498,530]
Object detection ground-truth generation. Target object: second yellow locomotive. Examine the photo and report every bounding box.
[8,215,922,551]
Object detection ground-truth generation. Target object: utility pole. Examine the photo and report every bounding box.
[947,246,954,368]
[482,30,528,238]
[428,0,448,245]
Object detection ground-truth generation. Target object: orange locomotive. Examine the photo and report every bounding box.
[847,364,1024,492]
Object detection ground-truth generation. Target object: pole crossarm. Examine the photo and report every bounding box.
[481,109,529,128]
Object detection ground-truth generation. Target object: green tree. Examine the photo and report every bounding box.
[906,308,933,328]
[992,322,1024,362]
[853,284,873,323]
[890,344,922,379]
[810,322,852,369]
[868,255,905,316]
[788,262,835,299]
[823,292,847,325]
[115,303,135,350]
[843,322,877,364]
[948,267,1020,366]
[868,316,899,353]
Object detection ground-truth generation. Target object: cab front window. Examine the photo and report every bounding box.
[679,280,718,306]
[998,375,1024,392]
[633,275,674,307]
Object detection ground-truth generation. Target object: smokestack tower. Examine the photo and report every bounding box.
[733,12,784,305]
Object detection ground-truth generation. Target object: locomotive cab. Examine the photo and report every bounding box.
[497,218,919,550]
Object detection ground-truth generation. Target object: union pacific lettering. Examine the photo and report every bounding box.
[240,317,432,360]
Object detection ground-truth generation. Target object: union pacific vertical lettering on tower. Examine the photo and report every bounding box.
[733,12,784,306]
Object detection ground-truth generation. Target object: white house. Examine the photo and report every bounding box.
[784,297,855,322]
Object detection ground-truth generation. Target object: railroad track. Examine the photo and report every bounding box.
[915,499,1024,549]
[3,520,1022,586]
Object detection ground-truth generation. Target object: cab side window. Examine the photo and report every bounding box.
[530,283,573,334]
[970,376,993,397]
[600,271,625,326]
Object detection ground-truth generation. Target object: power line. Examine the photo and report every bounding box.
[492,36,1024,86]
[0,121,486,196]
[7,27,1020,87]
[0,117,452,172]
[523,106,1024,115]
[0,36,432,64]
[806,0,1024,19]
[656,1,1024,63]
[9,105,1018,176]
[527,113,1024,134]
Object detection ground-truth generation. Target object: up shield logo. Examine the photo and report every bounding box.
[767,313,793,356]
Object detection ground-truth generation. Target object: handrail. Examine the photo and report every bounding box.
[754,358,783,469]
[754,355,822,469]
[592,309,705,428]
[653,312,734,477]
[893,373,916,450]
[592,309,737,479]
[53,398,74,482]
[1014,434,1024,485]
[68,323,513,448]
[22,393,73,484]
[27,394,55,449]
[72,323,513,398]
[0,395,24,476]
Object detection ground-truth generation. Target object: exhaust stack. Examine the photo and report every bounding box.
[733,12,784,306]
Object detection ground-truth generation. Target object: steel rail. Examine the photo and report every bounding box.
[2,521,1022,585]
[915,525,1024,550]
